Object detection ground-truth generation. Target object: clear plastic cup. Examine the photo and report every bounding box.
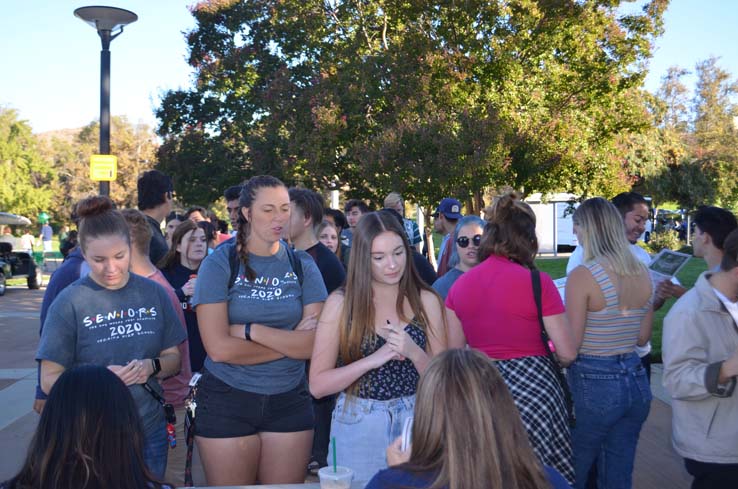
[318,465,354,489]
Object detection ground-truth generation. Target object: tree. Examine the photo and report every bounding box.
[0,108,55,220]
[691,57,738,206]
[40,117,159,220]
[639,57,738,210]
[157,0,668,209]
[657,66,691,132]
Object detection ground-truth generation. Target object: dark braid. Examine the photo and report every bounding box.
[236,175,286,281]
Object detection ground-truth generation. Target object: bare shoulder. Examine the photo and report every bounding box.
[320,291,346,320]
[420,289,444,309]
[325,290,345,306]
[568,264,595,285]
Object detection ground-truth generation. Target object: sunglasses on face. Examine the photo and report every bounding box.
[456,234,482,248]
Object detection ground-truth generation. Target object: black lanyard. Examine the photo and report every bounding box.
[142,382,176,424]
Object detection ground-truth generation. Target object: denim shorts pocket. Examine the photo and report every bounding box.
[332,400,365,425]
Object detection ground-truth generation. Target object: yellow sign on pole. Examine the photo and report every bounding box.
[90,155,117,181]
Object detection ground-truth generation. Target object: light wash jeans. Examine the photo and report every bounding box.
[568,352,651,489]
[330,393,415,482]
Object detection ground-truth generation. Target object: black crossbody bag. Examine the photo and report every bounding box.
[531,269,576,428]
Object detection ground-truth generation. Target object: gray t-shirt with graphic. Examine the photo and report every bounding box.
[193,242,327,394]
[36,273,187,436]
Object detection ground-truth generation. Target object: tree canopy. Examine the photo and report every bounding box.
[0,108,55,220]
[157,0,668,210]
[638,57,738,210]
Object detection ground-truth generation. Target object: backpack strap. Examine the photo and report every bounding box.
[228,243,240,290]
[227,241,303,289]
[285,245,304,287]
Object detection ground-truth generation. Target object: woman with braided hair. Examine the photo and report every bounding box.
[192,175,328,486]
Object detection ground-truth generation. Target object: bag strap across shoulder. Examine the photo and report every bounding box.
[531,269,576,427]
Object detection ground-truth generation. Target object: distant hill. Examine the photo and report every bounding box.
[36,128,81,144]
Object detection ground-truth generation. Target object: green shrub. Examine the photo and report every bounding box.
[646,230,681,253]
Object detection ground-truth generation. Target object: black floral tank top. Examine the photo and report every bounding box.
[355,319,427,400]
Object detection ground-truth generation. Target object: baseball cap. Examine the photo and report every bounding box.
[434,198,463,220]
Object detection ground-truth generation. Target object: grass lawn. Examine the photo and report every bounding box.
[536,256,708,361]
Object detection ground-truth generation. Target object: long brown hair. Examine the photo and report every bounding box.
[478,192,538,268]
[7,366,167,489]
[235,175,286,281]
[157,219,199,270]
[407,349,552,489]
[338,211,444,385]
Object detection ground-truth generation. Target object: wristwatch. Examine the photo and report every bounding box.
[244,323,252,341]
[151,357,162,376]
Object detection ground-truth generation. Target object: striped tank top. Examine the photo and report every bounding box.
[579,261,651,356]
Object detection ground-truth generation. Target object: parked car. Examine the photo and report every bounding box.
[0,212,43,295]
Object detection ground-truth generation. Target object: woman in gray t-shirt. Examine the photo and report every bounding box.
[36,196,186,479]
[192,175,327,486]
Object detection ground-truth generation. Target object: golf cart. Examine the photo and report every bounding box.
[0,212,43,295]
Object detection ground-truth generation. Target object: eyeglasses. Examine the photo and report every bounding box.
[456,234,481,248]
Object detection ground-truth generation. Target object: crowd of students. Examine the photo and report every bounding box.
[6,171,738,489]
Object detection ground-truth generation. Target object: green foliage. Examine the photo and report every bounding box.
[0,108,55,220]
[157,0,668,208]
[644,229,681,253]
[39,117,158,221]
[640,57,738,209]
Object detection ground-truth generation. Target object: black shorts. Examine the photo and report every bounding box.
[194,370,314,438]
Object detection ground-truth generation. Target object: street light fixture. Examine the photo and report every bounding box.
[74,6,138,196]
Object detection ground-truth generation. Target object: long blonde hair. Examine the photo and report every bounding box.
[573,197,645,276]
[407,349,552,489]
[338,211,444,389]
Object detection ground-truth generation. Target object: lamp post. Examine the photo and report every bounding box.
[74,6,137,196]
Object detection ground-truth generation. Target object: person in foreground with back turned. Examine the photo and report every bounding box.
[445,193,576,484]
[1,365,172,489]
[566,198,653,489]
[365,349,571,489]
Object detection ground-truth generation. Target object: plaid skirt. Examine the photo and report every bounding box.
[495,355,575,485]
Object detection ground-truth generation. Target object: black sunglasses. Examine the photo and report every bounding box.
[456,234,482,248]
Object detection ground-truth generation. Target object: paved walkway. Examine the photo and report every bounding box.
[0,286,693,488]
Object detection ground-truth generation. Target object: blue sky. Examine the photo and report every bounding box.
[0,1,736,134]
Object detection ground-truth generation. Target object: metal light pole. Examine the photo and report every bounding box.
[74,6,137,196]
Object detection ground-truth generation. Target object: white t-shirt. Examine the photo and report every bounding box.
[713,287,738,327]
[566,243,651,274]
[566,243,653,357]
